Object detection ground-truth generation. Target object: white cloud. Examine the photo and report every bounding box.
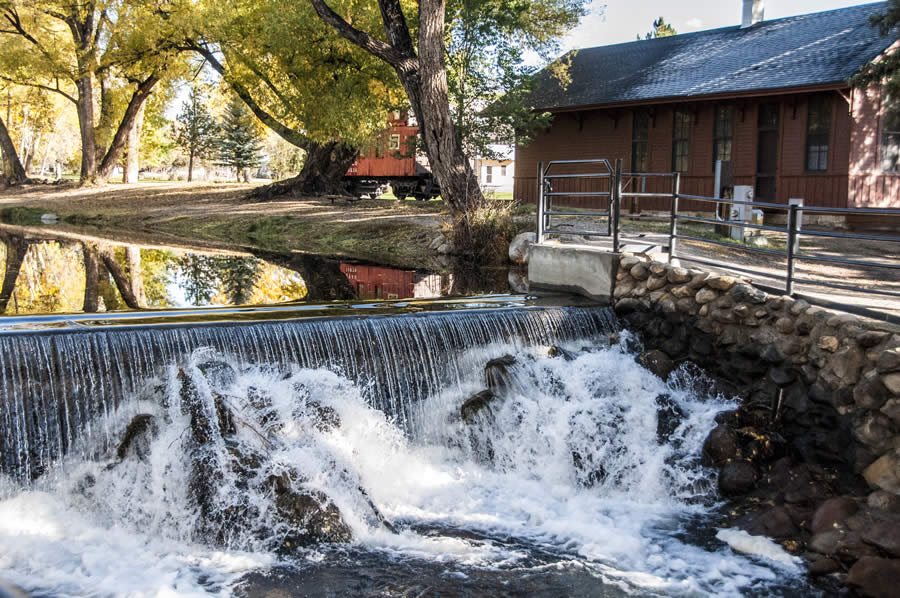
[685,17,703,30]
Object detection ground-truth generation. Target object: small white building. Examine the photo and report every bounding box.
[473,145,514,194]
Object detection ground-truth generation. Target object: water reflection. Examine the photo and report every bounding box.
[0,225,517,315]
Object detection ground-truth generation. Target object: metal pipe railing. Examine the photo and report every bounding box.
[534,160,899,308]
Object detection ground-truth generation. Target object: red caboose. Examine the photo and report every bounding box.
[344,112,440,200]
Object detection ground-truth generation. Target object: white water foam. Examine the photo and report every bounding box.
[0,341,807,597]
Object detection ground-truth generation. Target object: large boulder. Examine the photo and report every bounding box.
[485,355,517,393]
[639,350,675,381]
[811,496,859,534]
[703,424,740,467]
[460,390,496,424]
[116,414,157,461]
[272,483,353,550]
[508,232,537,265]
[864,450,900,494]
[846,557,900,598]
[718,461,758,496]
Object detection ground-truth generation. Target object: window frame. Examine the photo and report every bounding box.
[485,165,492,184]
[712,104,734,169]
[805,95,832,172]
[881,95,900,173]
[388,134,401,152]
[631,110,649,173]
[672,108,691,173]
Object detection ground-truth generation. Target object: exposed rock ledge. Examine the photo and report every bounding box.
[613,255,900,597]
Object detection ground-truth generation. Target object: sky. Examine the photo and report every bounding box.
[564,0,881,49]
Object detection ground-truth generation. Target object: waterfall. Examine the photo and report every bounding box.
[0,306,616,480]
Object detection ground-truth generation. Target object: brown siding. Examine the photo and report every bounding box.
[515,91,862,210]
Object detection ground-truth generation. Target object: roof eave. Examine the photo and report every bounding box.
[532,81,854,114]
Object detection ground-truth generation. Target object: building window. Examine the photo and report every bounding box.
[631,110,649,172]
[672,109,691,173]
[501,165,507,177]
[486,165,492,184]
[806,95,831,171]
[713,105,733,168]
[882,98,900,172]
[389,134,401,151]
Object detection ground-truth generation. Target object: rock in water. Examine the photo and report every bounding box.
[639,350,675,381]
[548,346,578,361]
[460,390,496,424]
[703,424,740,466]
[655,394,686,443]
[508,232,536,265]
[718,461,757,496]
[484,355,517,393]
[116,414,157,461]
[846,556,900,598]
[272,482,352,550]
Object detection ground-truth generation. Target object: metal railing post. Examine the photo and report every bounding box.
[669,172,680,263]
[613,158,623,252]
[536,162,545,243]
[786,203,798,295]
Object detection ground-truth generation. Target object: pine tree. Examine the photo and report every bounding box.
[175,86,218,182]
[638,17,677,41]
[216,98,263,182]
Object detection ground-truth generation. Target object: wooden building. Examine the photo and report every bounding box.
[515,1,899,211]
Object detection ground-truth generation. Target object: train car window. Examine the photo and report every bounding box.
[389,134,401,151]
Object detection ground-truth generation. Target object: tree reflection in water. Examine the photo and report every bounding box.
[0,226,517,316]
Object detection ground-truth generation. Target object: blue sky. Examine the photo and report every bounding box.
[565,0,881,49]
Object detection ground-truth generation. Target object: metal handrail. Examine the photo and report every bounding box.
[536,160,899,307]
[668,191,900,298]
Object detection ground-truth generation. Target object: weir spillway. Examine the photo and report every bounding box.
[0,305,617,480]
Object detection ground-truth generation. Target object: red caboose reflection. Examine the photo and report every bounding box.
[343,112,440,200]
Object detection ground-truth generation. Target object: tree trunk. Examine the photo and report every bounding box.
[187,149,195,182]
[98,246,141,309]
[97,75,160,181]
[309,0,484,216]
[246,141,358,201]
[123,103,145,183]
[0,116,27,184]
[126,246,146,307]
[82,243,100,313]
[76,73,98,184]
[0,235,29,313]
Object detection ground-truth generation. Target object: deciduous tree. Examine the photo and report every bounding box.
[0,1,179,183]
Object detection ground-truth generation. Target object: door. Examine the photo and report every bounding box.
[756,103,779,203]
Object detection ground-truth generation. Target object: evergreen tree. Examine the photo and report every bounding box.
[175,86,218,182]
[638,17,677,41]
[216,98,262,182]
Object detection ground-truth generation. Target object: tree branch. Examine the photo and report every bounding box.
[184,42,311,150]
[308,0,410,67]
[0,75,77,104]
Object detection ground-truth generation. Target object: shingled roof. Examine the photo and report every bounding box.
[530,2,896,112]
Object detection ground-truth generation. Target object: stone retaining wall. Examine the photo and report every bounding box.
[612,255,900,595]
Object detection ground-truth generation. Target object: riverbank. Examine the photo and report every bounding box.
[0,181,452,269]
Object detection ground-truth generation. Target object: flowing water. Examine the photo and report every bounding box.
[0,306,814,597]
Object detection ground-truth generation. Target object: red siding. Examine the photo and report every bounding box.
[848,84,900,208]
[515,92,864,210]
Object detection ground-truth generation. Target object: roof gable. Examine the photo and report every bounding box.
[530,2,896,111]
